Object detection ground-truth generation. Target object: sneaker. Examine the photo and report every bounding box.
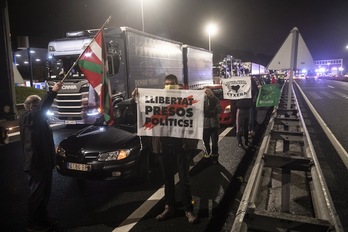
[238,143,243,147]
[211,154,219,164]
[185,211,198,224]
[156,205,175,221]
[203,152,210,158]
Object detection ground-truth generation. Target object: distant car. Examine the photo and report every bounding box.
[201,84,234,125]
[305,71,317,80]
[55,99,151,181]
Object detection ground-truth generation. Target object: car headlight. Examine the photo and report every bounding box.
[56,146,66,157]
[224,105,231,113]
[97,149,130,161]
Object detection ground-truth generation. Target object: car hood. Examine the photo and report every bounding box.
[59,125,139,153]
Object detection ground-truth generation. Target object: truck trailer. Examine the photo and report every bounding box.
[241,62,267,75]
[46,27,213,125]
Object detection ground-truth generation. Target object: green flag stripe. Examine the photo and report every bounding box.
[78,60,102,74]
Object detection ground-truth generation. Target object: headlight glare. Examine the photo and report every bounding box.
[47,109,54,116]
[87,107,101,116]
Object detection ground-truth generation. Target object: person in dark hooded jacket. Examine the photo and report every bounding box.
[19,81,62,231]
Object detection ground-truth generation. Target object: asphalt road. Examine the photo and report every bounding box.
[294,78,348,230]
[0,119,267,232]
[1,79,347,231]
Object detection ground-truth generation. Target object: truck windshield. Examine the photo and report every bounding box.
[47,55,84,80]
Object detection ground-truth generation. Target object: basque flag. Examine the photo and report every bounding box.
[77,28,114,125]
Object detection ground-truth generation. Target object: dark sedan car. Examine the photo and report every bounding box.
[56,99,151,181]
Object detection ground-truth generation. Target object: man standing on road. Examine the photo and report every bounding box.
[132,75,198,224]
[202,87,221,164]
[19,81,63,231]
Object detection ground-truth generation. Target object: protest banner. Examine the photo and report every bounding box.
[220,77,252,100]
[256,84,281,107]
[136,88,205,139]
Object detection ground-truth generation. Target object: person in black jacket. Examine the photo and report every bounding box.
[236,76,257,147]
[19,81,62,231]
[203,87,221,164]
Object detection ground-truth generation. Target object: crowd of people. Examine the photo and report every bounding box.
[18,74,270,230]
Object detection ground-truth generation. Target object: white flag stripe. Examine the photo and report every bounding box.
[89,39,102,63]
[94,83,102,96]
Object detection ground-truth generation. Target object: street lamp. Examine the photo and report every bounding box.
[206,23,217,51]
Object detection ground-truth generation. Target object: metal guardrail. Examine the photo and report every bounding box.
[231,82,343,231]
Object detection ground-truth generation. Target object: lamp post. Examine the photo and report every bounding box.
[206,23,217,51]
[140,0,144,32]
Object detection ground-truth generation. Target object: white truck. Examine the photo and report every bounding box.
[241,62,267,75]
[46,27,213,125]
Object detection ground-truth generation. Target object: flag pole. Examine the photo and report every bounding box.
[60,16,112,83]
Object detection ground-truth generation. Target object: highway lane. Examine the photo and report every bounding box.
[1,119,267,232]
[295,79,348,153]
[2,81,347,231]
[49,125,257,232]
[294,79,348,230]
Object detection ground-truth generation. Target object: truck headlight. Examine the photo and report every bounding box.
[56,146,66,158]
[87,107,101,116]
[81,83,90,88]
[47,109,54,116]
[98,149,130,161]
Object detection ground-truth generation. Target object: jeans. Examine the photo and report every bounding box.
[236,108,250,144]
[203,127,219,154]
[25,169,53,224]
[158,138,193,212]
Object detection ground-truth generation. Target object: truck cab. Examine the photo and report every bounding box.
[46,29,121,124]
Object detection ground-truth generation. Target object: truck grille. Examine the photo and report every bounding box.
[53,92,89,120]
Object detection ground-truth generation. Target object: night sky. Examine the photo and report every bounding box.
[7,0,348,64]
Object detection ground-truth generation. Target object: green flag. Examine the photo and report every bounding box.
[256,84,281,107]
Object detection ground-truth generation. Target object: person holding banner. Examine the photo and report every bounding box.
[131,75,198,224]
[236,97,252,147]
[203,87,221,164]
[236,76,257,148]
